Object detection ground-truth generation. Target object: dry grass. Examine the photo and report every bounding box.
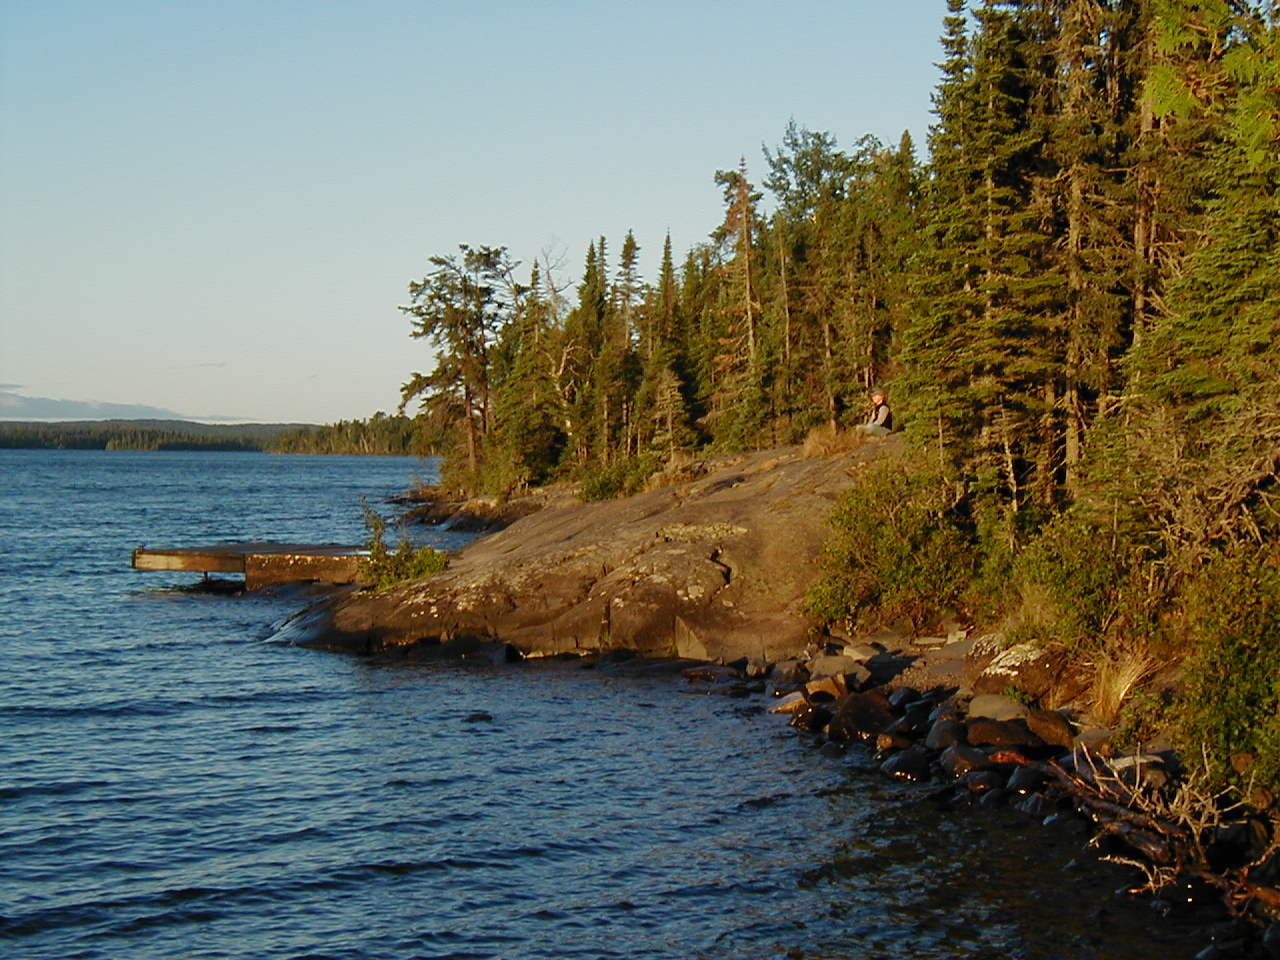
[802,423,866,458]
[1089,646,1160,727]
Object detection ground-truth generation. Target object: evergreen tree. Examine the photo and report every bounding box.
[400,245,522,480]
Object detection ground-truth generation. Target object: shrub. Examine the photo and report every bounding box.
[1176,547,1280,791]
[1008,509,1142,650]
[359,501,449,590]
[578,453,662,502]
[807,448,974,634]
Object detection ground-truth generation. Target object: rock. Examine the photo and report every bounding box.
[887,686,920,710]
[968,641,1088,705]
[961,769,1005,792]
[789,702,832,733]
[966,717,1045,749]
[1014,792,1054,818]
[702,681,751,697]
[1263,923,1280,960]
[808,654,860,678]
[977,785,1007,808]
[805,675,847,701]
[1073,726,1115,756]
[1024,709,1075,750]
[885,703,932,737]
[312,444,902,661]
[939,743,992,778]
[773,659,810,683]
[876,732,916,753]
[683,663,741,682]
[1108,753,1170,792]
[769,691,806,714]
[967,693,1031,722]
[818,741,845,758]
[842,642,882,663]
[1205,819,1271,873]
[960,633,1006,685]
[464,712,493,723]
[744,657,772,678]
[881,744,934,782]
[925,716,966,750]
[1006,765,1046,795]
[827,691,896,742]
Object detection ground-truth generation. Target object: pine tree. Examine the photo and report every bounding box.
[400,244,521,482]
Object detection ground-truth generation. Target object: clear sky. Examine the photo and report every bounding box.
[1,0,949,423]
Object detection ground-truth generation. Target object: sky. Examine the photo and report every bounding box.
[1,0,950,424]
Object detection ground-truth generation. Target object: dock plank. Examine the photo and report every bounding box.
[132,543,365,589]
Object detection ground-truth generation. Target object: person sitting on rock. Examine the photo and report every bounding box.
[856,390,893,436]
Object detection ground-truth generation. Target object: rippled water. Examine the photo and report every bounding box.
[0,450,1207,959]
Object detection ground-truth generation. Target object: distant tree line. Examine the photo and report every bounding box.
[0,416,433,456]
[269,413,436,455]
[397,0,1279,788]
[0,420,278,451]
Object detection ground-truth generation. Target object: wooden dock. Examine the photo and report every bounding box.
[131,542,365,590]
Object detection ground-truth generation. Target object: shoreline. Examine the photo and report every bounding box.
[274,445,1280,957]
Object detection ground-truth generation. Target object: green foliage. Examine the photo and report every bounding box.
[807,449,974,634]
[358,501,448,590]
[1009,509,1140,651]
[1177,548,1280,791]
[270,412,431,455]
[578,453,662,502]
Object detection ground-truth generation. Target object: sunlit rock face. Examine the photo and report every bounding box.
[306,440,901,662]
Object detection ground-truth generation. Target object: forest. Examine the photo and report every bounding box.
[395,0,1279,790]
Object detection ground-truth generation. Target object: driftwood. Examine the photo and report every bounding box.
[989,747,1280,925]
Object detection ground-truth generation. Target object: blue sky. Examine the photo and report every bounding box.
[2,1,950,423]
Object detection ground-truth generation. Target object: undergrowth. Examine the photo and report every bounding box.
[807,447,974,634]
[359,500,448,590]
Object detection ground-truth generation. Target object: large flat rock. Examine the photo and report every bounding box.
[307,439,901,661]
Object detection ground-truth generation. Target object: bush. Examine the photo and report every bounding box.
[359,501,449,590]
[1176,547,1280,791]
[578,453,663,502]
[1008,509,1141,650]
[807,448,975,634]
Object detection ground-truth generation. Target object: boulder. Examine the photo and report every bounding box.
[881,744,934,782]
[1024,709,1075,750]
[969,642,1070,700]
[808,654,861,679]
[773,659,809,683]
[939,743,993,778]
[769,691,806,714]
[966,718,1045,749]
[887,686,920,710]
[885,702,932,737]
[1014,793,1054,818]
[967,693,1031,722]
[805,675,847,701]
[925,716,967,751]
[789,701,832,733]
[876,732,916,753]
[1108,753,1170,792]
[842,642,882,663]
[827,691,896,743]
[1006,765,1046,795]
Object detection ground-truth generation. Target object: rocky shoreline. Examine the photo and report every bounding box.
[279,442,1279,958]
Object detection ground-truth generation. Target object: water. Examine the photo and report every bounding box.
[0,449,1208,960]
